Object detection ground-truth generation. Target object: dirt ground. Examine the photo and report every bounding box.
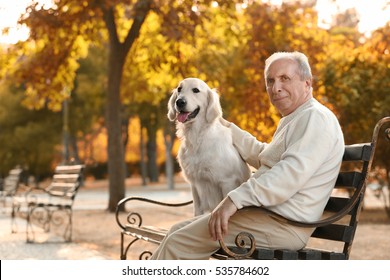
[70,205,390,260]
[3,177,389,260]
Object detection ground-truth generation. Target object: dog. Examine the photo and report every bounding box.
[168,78,251,216]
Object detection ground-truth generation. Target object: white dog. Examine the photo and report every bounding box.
[168,78,251,216]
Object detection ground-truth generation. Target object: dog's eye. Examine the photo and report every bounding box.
[178,87,182,92]
[192,88,200,93]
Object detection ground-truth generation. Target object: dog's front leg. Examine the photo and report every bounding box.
[190,184,203,216]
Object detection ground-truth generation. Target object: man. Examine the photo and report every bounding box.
[151,51,344,260]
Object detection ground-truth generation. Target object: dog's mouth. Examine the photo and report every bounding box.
[177,107,200,123]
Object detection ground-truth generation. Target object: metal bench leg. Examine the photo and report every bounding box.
[63,208,72,242]
[120,232,127,260]
[26,205,36,243]
[11,200,20,234]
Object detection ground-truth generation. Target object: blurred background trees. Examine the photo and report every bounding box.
[0,0,389,211]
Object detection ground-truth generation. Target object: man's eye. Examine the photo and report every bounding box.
[178,87,182,92]
[192,88,200,93]
[280,76,290,81]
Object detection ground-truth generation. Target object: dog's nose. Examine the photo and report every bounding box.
[176,99,186,110]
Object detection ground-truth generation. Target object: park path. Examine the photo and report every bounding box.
[1,178,389,260]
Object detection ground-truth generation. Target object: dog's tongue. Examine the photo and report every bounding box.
[177,112,190,123]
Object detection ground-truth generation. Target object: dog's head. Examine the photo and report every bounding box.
[167,78,222,124]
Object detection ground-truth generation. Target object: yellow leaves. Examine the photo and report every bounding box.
[9,31,87,111]
[73,35,89,58]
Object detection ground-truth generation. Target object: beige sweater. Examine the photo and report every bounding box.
[228,98,344,223]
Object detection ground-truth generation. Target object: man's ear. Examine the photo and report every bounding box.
[305,78,312,88]
[206,89,223,123]
[305,78,313,95]
[167,89,178,121]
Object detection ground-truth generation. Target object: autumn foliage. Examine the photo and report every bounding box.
[0,1,389,210]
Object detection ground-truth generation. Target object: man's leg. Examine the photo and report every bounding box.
[151,209,309,260]
[150,214,205,259]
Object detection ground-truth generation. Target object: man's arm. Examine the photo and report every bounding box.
[220,117,267,169]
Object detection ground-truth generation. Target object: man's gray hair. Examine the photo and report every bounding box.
[264,51,312,81]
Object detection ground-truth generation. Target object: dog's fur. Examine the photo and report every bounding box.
[168,78,251,216]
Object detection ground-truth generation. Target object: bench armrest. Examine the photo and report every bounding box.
[115,196,193,230]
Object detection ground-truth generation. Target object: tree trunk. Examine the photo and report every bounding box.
[122,115,130,177]
[102,1,153,211]
[140,125,148,186]
[70,135,80,163]
[106,43,126,212]
[146,124,159,182]
[62,99,70,164]
[164,122,176,190]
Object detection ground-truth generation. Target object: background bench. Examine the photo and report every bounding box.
[12,164,84,243]
[115,117,390,260]
[0,167,25,210]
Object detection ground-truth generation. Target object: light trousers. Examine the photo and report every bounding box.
[150,209,313,260]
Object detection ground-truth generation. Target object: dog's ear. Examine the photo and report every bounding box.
[167,89,178,121]
[206,88,223,123]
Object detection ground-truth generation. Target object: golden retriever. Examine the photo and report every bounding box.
[168,78,251,216]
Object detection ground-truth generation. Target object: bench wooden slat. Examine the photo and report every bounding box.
[324,197,350,213]
[298,249,322,260]
[54,165,84,174]
[124,225,167,244]
[274,249,299,260]
[335,172,363,188]
[342,144,372,161]
[46,192,74,198]
[52,174,80,180]
[321,251,347,260]
[49,182,79,189]
[311,224,355,242]
[252,248,276,259]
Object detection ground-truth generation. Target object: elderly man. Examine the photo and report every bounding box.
[151,51,344,260]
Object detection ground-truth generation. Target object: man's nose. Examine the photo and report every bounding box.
[272,80,282,92]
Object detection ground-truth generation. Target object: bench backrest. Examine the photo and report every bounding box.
[310,143,372,259]
[46,164,84,199]
[2,168,23,196]
[303,117,389,259]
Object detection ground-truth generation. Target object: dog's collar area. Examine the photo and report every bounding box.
[177,106,200,123]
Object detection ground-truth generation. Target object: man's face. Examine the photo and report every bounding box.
[265,59,312,116]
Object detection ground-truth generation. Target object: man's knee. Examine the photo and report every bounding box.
[153,232,186,260]
[163,232,178,247]
[167,222,185,235]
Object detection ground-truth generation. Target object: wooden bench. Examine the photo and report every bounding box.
[115,117,390,260]
[11,164,84,243]
[0,167,25,209]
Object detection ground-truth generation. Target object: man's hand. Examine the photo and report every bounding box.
[208,197,238,241]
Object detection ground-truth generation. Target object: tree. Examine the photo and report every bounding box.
[70,45,107,164]
[4,0,155,210]
[321,22,390,203]
[6,0,242,211]
[0,81,62,180]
